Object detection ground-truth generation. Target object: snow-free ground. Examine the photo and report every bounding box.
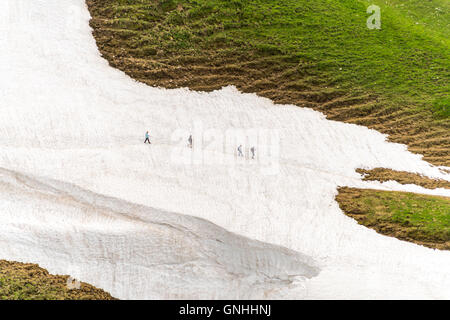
[0,0,449,299]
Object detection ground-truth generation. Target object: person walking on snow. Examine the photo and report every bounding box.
[250,146,255,159]
[237,145,243,157]
[144,131,151,144]
[188,135,193,148]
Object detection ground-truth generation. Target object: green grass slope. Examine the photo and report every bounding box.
[0,260,116,300]
[337,187,450,250]
[87,0,449,165]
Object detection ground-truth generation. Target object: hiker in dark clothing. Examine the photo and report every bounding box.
[144,131,151,144]
[188,135,193,148]
[237,145,243,157]
[250,146,256,159]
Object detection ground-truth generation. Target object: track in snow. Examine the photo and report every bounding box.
[0,0,449,299]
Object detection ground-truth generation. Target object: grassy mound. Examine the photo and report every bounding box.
[356,168,450,190]
[337,188,450,250]
[87,0,449,166]
[0,260,116,300]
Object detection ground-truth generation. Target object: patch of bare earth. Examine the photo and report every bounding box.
[336,187,450,251]
[357,168,450,190]
[0,260,117,300]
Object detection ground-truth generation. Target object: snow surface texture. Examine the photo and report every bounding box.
[0,168,318,299]
[0,0,449,299]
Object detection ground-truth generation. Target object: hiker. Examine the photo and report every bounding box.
[144,131,151,144]
[188,135,193,148]
[237,145,243,157]
[250,146,255,159]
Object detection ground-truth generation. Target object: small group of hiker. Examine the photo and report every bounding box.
[144,132,255,159]
[237,145,256,159]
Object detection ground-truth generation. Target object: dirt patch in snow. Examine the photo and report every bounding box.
[0,260,117,300]
[336,187,450,251]
[357,168,450,190]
